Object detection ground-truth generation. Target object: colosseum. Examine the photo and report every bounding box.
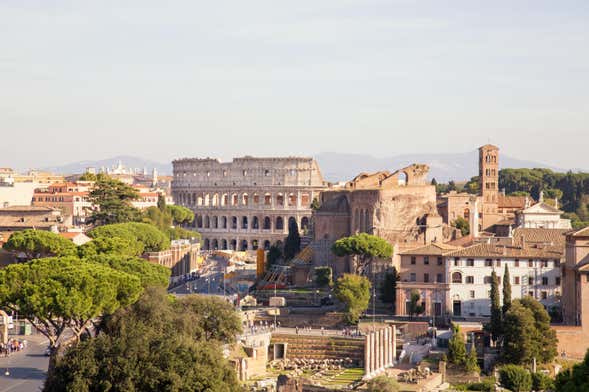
[171,157,327,251]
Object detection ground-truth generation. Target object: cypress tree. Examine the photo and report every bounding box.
[448,323,467,365]
[490,270,502,342]
[283,219,301,261]
[503,264,512,315]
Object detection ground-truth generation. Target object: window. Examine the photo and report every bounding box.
[424,273,430,283]
[437,257,443,265]
[470,290,475,299]
[452,272,462,284]
[528,260,534,267]
[410,273,416,282]
[424,256,429,265]
[542,277,548,285]
[410,256,416,265]
[466,276,474,284]
[556,277,561,285]
[454,258,460,267]
[484,276,492,284]
[514,276,520,285]
[542,260,549,268]
[514,259,520,267]
[264,169,270,176]
[437,273,443,283]
[485,259,493,267]
[541,291,548,300]
[467,259,474,267]
[528,277,534,285]
[554,259,560,267]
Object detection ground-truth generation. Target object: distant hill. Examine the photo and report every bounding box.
[43,156,172,175]
[314,150,566,183]
[41,151,569,182]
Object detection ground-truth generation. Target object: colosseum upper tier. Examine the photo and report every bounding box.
[171,157,327,251]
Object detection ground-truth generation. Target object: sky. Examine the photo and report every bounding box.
[1,0,588,170]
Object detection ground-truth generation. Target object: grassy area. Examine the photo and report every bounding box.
[319,368,364,387]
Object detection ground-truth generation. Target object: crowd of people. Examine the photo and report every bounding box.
[0,338,27,357]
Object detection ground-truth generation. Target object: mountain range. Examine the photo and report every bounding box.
[41,150,570,183]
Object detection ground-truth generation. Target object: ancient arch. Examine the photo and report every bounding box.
[242,193,249,206]
[264,193,272,205]
[204,238,210,250]
[212,216,218,229]
[222,193,228,206]
[252,239,259,250]
[276,193,284,206]
[301,217,310,231]
[452,272,463,284]
[240,240,248,251]
[253,193,260,204]
[221,216,227,229]
[232,193,238,206]
[263,216,271,230]
[221,239,228,250]
[288,193,297,206]
[231,216,238,229]
[288,216,297,229]
[204,216,210,229]
[276,216,284,231]
[204,193,210,206]
[212,193,219,206]
[230,239,237,250]
[242,216,248,229]
[263,240,271,250]
[252,216,259,230]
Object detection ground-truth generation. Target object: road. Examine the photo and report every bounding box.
[169,256,231,296]
[0,335,48,392]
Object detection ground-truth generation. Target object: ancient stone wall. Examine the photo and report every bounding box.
[171,157,327,250]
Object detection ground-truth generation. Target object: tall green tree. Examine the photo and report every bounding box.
[45,288,240,392]
[2,229,78,260]
[157,193,166,211]
[518,296,558,363]
[452,217,470,236]
[407,289,425,319]
[489,270,502,342]
[283,218,301,261]
[0,257,143,369]
[266,242,283,269]
[331,233,393,275]
[448,323,467,365]
[334,274,371,324]
[503,264,512,315]
[464,345,480,374]
[381,267,399,306]
[499,365,532,392]
[88,222,170,252]
[87,177,141,226]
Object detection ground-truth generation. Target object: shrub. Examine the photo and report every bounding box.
[531,372,554,391]
[499,365,532,392]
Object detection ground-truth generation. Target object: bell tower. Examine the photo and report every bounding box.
[478,145,499,230]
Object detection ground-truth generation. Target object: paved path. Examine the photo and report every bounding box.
[0,335,48,392]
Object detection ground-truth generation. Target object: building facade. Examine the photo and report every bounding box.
[171,157,327,251]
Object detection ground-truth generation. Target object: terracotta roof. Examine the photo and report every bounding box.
[498,194,528,209]
[447,242,562,259]
[570,226,589,237]
[513,228,567,247]
[400,242,460,256]
[445,235,475,247]
[0,206,58,212]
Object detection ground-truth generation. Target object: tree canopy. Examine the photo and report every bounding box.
[86,177,141,226]
[448,323,467,366]
[489,270,502,342]
[44,287,241,392]
[452,217,470,236]
[555,349,589,391]
[78,236,144,258]
[407,289,425,318]
[2,229,78,260]
[0,256,143,361]
[88,222,170,252]
[283,218,301,261]
[84,254,170,288]
[334,274,371,324]
[331,233,393,275]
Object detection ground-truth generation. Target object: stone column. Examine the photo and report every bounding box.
[391,326,396,365]
[364,334,371,376]
[378,329,384,370]
[371,331,376,374]
[384,327,389,367]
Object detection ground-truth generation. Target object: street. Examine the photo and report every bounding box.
[0,335,48,392]
[169,256,231,296]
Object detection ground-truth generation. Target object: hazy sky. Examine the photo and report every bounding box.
[2,1,588,170]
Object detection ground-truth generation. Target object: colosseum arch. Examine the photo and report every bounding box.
[264,193,272,206]
[251,239,259,250]
[211,239,218,249]
[242,193,249,206]
[221,216,227,229]
[204,238,210,250]
[230,239,237,250]
[204,216,210,229]
[252,216,259,230]
[231,216,238,229]
[232,193,238,206]
[288,216,297,229]
[276,216,284,231]
[263,240,271,250]
[212,193,219,206]
[263,216,271,230]
[276,193,284,206]
[240,240,248,251]
[197,194,203,206]
[288,193,297,206]
[253,193,260,205]
[221,239,228,250]
[301,193,310,207]
[301,217,310,231]
[222,193,228,206]
[204,193,210,206]
[212,216,218,229]
[196,215,203,228]
[242,216,248,229]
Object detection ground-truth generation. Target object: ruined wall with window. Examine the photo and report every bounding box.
[171,157,327,251]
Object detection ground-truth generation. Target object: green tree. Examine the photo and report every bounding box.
[78,236,144,258]
[311,197,321,210]
[366,375,400,392]
[448,323,467,365]
[157,193,166,211]
[266,242,283,269]
[314,266,333,288]
[87,177,141,226]
[452,216,470,236]
[407,289,425,318]
[334,274,371,324]
[88,222,170,252]
[464,176,480,194]
[45,288,240,392]
[447,180,457,192]
[283,218,301,261]
[331,233,393,275]
[2,229,78,260]
[465,345,480,374]
[381,268,399,306]
[555,349,589,391]
[86,254,170,288]
[166,204,195,225]
[518,296,557,363]
[489,270,502,342]
[503,264,512,315]
[532,372,554,391]
[0,257,143,369]
[499,365,532,392]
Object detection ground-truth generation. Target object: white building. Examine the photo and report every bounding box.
[517,201,571,229]
[446,241,562,317]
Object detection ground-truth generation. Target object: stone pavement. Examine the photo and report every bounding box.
[0,334,48,392]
